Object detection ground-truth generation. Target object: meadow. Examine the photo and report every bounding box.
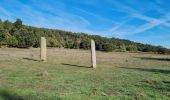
[0,48,169,100]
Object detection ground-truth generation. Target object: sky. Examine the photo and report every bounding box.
[0,0,170,48]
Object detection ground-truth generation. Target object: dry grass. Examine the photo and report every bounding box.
[0,48,170,99]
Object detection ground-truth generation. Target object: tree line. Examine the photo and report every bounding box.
[0,19,169,54]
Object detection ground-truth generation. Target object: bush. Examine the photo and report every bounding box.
[80,40,90,49]
[126,45,138,51]
[6,36,18,47]
[103,43,113,52]
[156,46,169,54]
[119,44,126,52]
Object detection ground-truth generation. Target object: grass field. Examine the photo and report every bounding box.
[0,48,170,100]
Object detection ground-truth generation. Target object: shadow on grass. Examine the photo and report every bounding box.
[62,63,91,68]
[119,67,170,74]
[23,57,39,61]
[136,57,170,61]
[0,88,61,100]
[163,81,170,84]
[138,80,170,92]
[0,89,24,100]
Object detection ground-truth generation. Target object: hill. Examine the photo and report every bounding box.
[0,19,169,54]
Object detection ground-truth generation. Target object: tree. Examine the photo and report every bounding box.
[6,36,18,47]
[156,46,169,54]
[47,38,60,47]
[95,41,103,51]
[0,19,2,29]
[73,39,80,49]
[0,30,7,42]
[119,44,126,52]
[0,30,7,46]
[15,29,36,48]
[0,18,169,54]
[126,45,137,51]
[14,19,22,29]
[3,20,13,31]
[103,43,113,52]
[80,40,90,49]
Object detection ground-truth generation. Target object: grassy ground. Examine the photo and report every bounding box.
[0,48,170,100]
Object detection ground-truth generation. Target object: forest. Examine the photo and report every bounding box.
[0,18,169,54]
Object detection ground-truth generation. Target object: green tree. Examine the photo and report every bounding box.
[14,19,22,29]
[80,40,90,49]
[6,36,18,47]
[47,38,60,47]
[156,46,169,54]
[0,18,169,54]
[0,19,2,29]
[126,45,137,51]
[0,30,7,46]
[103,43,113,52]
[119,44,126,52]
[3,20,13,31]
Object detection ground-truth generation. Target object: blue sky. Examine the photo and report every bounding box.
[0,0,170,48]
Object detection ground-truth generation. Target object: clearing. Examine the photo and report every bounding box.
[0,48,169,99]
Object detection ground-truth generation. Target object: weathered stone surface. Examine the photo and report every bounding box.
[91,40,96,68]
[40,37,47,61]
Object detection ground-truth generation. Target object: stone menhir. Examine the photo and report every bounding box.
[91,40,96,68]
[40,37,47,61]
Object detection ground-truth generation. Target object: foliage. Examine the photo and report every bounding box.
[119,44,126,52]
[102,43,113,52]
[0,18,169,54]
[14,18,22,29]
[126,45,138,51]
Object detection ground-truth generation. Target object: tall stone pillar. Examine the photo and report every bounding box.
[91,40,96,68]
[40,37,47,61]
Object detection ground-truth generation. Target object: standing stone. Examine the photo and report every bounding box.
[91,40,96,68]
[40,37,47,61]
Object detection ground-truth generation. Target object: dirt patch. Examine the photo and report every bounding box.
[145,80,157,85]
[38,71,49,77]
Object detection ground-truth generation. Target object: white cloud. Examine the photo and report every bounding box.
[3,0,96,34]
[0,6,11,17]
[73,7,117,24]
[1,0,170,39]
[106,0,170,36]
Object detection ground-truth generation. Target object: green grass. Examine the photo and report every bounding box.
[0,48,170,100]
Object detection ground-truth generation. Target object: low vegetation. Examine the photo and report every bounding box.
[0,19,169,54]
[0,48,169,99]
